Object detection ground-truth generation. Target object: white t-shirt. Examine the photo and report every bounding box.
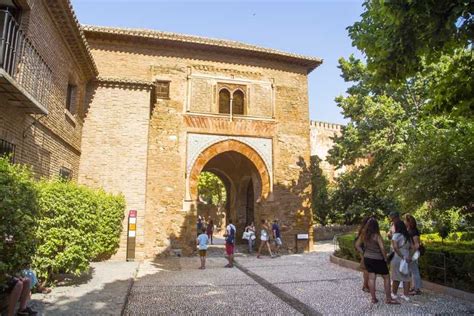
[197,233,209,250]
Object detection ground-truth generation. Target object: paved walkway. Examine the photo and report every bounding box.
[124,242,473,315]
[31,242,474,315]
[31,261,138,315]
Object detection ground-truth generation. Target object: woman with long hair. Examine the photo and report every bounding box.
[356,218,399,304]
[355,216,371,292]
[390,220,413,301]
[405,214,422,295]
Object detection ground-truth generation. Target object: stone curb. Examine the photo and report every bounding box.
[121,262,140,316]
[329,254,474,302]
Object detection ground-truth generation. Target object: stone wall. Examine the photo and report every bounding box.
[82,32,316,258]
[310,120,368,181]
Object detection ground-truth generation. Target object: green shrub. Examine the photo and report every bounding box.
[335,233,474,293]
[33,180,125,282]
[0,157,38,284]
[92,190,126,261]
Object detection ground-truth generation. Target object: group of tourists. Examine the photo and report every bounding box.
[355,211,423,305]
[196,218,283,269]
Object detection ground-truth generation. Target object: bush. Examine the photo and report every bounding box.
[0,157,38,284]
[33,180,125,282]
[335,233,474,293]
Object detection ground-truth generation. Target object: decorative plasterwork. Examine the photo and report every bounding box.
[186,133,272,177]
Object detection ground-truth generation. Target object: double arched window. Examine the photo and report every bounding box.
[218,88,245,115]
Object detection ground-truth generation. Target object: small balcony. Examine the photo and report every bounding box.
[0,8,51,114]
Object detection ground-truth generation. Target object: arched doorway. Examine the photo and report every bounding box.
[188,140,271,241]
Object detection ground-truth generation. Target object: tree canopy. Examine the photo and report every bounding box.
[327,0,474,223]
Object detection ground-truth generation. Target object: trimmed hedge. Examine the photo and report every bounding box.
[0,158,125,284]
[33,180,125,282]
[335,233,474,293]
[0,157,38,285]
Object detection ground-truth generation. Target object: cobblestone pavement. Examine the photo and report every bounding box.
[30,261,138,315]
[124,241,474,315]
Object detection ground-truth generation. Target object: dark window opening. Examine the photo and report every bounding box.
[219,89,230,114]
[155,81,170,99]
[233,90,244,115]
[59,167,72,181]
[66,84,77,114]
[0,139,15,162]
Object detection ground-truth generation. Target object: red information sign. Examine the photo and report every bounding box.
[129,210,137,218]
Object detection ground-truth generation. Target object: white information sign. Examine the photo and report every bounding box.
[297,234,309,240]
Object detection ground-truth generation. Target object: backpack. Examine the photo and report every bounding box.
[226,225,235,244]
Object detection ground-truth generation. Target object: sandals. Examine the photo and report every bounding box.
[371,298,379,304]
[409,289,422,295]
[385,299,401,305]
[362,287,370,293]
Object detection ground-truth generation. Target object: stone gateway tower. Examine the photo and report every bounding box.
[78,26,322,259]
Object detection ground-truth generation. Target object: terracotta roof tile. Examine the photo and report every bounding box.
[81,25,323,72]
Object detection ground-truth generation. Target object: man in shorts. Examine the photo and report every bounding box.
[196,227,209,269]
[224,219,236,268]
[272,219,282,255]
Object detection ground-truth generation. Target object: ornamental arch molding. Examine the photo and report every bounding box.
[186,136,272,201]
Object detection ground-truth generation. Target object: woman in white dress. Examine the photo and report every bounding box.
[257,219,273,258]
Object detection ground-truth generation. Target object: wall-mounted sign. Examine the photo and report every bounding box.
[297,233,309,240]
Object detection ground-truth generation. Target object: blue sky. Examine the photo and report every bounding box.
[72,0,365,124]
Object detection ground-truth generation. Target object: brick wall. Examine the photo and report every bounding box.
[82,34,315,258]
[0,1,91,179]
[78,84,151,260]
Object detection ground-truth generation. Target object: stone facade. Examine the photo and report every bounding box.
[77,26,322,259]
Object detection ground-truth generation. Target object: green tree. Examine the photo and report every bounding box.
[349,1,473,84]
[310,156,331,226]
[329,1,474,218]
[329,168,397,225]
[198,172,227,206]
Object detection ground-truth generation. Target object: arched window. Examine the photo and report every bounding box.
[233,90,244,115]
[219,89,231,114]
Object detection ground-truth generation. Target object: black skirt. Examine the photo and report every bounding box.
[364,257,389,275]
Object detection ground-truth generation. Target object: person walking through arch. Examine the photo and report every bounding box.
[257,219,273,258]
[224,219,236,268]
[206,217,214,245]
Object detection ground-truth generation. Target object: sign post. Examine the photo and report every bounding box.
[295,233,309,253]
[126,210,137,261]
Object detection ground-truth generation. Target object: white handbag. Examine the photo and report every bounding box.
[399,259,409,275]
[242,231,250,240]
